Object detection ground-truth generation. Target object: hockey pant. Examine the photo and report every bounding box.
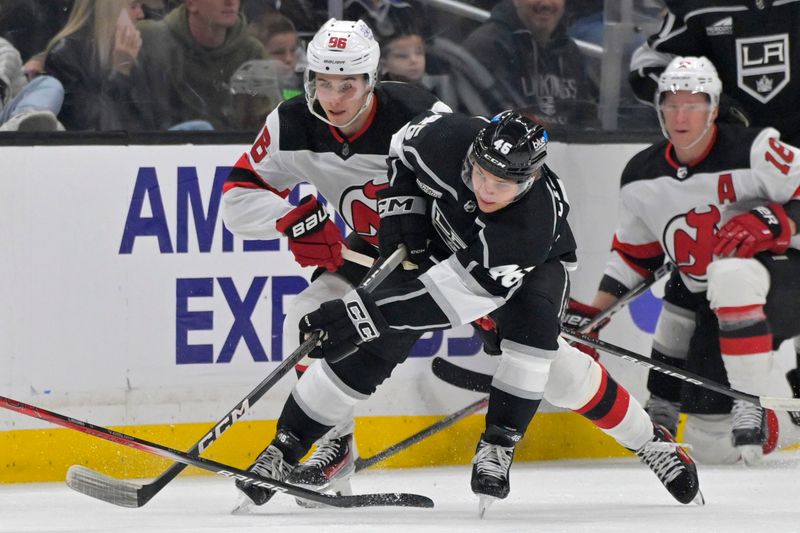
[647,251,800,415]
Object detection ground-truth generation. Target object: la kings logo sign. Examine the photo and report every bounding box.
[736,33,790,103]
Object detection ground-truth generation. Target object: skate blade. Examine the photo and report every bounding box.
[477,495,497,519]
[692,490,705,506]
[231,493,257,515]
[295,478,353,508]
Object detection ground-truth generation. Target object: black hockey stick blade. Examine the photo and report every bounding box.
[431,357,492,394]
[354,396,489,472]
[63,245,409,508]
[0,395,433,509]
[560,329,800,411]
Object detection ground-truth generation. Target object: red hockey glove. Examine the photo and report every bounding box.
[276,195,345,272]
[561,299,608,360]
[713,203,791,258]
[299,289,388,362]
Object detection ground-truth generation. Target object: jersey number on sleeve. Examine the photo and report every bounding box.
[765,137,794,176]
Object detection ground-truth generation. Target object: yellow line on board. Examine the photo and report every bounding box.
[0,412,630,483]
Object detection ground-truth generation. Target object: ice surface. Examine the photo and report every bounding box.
[2,452,800,533]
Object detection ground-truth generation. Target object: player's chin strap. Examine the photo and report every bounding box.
[658,106,717,151]
[308,89,375,130]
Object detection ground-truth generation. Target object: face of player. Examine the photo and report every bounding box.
[126,0,145,21]
[660,91,718,153]
[314,73,372,133]
[383,35,426,83]
[513,0,565,40]
[471,164,521,213]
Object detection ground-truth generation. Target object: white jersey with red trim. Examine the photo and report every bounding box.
[605,123,800,293]
[221,82,450,245]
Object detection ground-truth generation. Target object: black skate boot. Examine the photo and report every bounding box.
[287,433,357,507]
[233,429,305,513]
[470,424,522,518]
[644,395,680,437]
[634,423,703,505]
[731,399,770,465]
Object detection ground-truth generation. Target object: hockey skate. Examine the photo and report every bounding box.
[287,433,357,508]
[635,423,703,505]
[731,400,778,465]
[470,424,522,518]
[644,395,680,437]
[232,430,304,514]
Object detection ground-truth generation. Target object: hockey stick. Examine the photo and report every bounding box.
[560,329,800,411]
[432,263,676,394]
[65,245,408,508]
[354,396,489,472]
[0,396,432,509]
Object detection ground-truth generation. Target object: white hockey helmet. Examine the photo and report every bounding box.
[657,55,722,107]
[304,19,380,126]
[656,56,722,147]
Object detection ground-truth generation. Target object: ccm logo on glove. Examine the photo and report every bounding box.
[345,300,380,341]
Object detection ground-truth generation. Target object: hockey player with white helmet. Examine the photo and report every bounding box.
[245,109,703,515]
[221,18,450,510]
[567,55,800,465]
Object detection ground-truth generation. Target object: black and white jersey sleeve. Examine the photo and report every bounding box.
[370,112,576,332]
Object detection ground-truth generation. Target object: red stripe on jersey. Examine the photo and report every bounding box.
[611,235,663,259]
[719,334,773,355]
[222,181,261,193]
[792,184,800,200]
[233,153,256,173]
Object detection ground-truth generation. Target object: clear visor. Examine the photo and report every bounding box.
[304,71,371,105]
[462,150,535,203]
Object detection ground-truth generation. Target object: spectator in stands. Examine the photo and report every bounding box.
[247,11,303,101]
[344,0,420,41]
[379,30,460,111]
[42,0,146,131]
[463,0,598,127]
[0,0,74,79]
[0,36,64,131]
[134,0,266,130]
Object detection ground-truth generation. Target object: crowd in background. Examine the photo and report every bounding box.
[0,0,664,133]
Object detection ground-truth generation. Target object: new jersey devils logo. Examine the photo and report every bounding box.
[662,205,721,282]
[339,179,388,246]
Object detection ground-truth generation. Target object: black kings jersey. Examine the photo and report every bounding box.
[373,112,577,331]
[630,1,800,143]
[221,82,450,245]
[604,123,800,295]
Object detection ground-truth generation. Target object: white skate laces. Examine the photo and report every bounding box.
[472,442,514,482]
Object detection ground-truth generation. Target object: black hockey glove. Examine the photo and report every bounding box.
[298,288,389,362]
[377,189,430,266]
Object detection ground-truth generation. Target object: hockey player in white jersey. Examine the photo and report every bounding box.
[220,18,450,508]
[568,56,800,465]
[242,110,702,515]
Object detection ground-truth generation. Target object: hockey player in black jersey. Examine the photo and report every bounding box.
[570,55,800,465]
[244,110,702,515]
[221,18,450,511]
[629,0,800,145]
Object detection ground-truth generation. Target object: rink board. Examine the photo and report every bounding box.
[0,142,794,483]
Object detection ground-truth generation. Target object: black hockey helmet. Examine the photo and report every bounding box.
[469,111,548,183]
